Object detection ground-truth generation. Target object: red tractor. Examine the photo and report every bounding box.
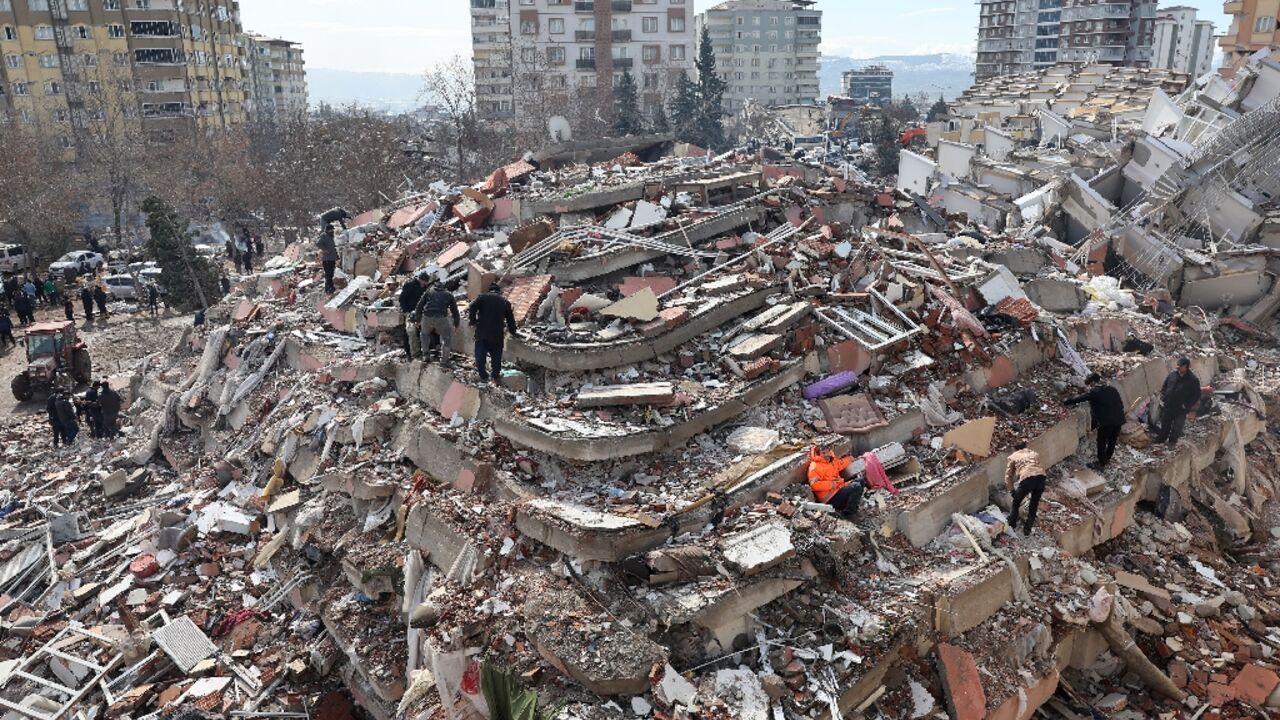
[10,321,92,402]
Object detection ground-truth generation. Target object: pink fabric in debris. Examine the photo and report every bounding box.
[862,452,899,496]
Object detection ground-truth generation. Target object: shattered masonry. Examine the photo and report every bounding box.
[3,52,1280,720]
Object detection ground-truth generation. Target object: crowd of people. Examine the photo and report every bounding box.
[44,380,123,448]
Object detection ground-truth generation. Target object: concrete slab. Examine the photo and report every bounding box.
[936,643,987,720]
[721,523,795,577]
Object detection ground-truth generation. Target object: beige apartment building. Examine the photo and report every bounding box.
[0,0,304,149]
[247,33,307,121]
[1220,0,1280,66]
[470,0,695,124]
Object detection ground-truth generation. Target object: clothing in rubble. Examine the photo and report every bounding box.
[862,451,900,495]
[467,283,516,383]
[1064,374,1126,468]
[1005,446,1046,534]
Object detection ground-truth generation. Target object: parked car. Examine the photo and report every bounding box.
[102,274,140,300]
[48,251,105,277]
[0,244,30,274]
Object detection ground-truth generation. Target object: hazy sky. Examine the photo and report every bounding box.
[239,0,1233,75]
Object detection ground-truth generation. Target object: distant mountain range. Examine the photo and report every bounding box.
[308,68,424,113]
[820,53,977,102]
[305,54,978,114]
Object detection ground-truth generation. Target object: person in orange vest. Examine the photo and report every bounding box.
[808,446,864,518]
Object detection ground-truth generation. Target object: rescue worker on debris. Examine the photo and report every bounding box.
[98,380,123,438]
[1064,372,1126,470]
[807,446,864,518]
[47,391,64,447]
[415,278,460,369]
[317,225,338,293]
[467,282,516,385]
[80,284,94,323]
[1004,442,1046,535]
[398,272,428,359]
[1152,357,1201,446]
[54,390,79,446]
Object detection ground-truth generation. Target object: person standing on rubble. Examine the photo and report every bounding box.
[1004,442,1046,535]
[62,294,74,322]
[93,282,108,318]
[80,284,94,323]
[78,383,103,439]
[0,310,14,349]
[416,279,461,368]
[1152,357,1201,446]
[317,225,338,293]
[1064,372,1126,470]
[399,273,428,359]
[98,381,122,438]
[46,391,64,447]
[467,282,516,384]
[54,391,78,445]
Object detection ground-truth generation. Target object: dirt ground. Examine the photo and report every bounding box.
[0,299,189,421]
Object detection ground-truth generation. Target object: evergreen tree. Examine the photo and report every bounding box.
[927,95,949,123]
[668,70,699,142]
[651,102,670,134]
[142,196,225,312]
[612,70,643,136]
[693,25,727,150]
[873,114,901,179]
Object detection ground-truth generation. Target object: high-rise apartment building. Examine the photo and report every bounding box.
[976,0,1065,81]
[977,0,1156,81]
[696,0,820,113]
[0,0,254,142]
[469,0,695,124]
[841,64,892,106]
[1152,6,1214,78]
[247,34,307,122]
[1219,0,1280,67]
[1057,0,1157,67]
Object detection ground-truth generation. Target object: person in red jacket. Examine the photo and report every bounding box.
[808,446,864,518]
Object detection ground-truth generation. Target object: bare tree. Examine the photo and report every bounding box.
[422,55,478,182]
[0,113,79,262]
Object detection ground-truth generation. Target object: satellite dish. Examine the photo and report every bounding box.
[548,116,573,143]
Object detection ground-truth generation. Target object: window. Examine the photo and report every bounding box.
[669,15,684,32]
[1256,16,1276,33]
[0,1,9,10]
[549,17,564,34]
[43,80,62,94]
[670,44,685,60]
[785,16,793,24]
[520,19,536,34]
[52,108,67,122]
[547,46,565,64]
[4,54,18,68]
[13,82,29,95]
[2,26,14,40]
[520,47,535,62]
[67,0,88,8]
[80,52,96,65]
[0,84,5,96]
[643,16,657,32]
[108,24,125,38]
[19,108,33,122]
[642,44,659,62]
[34,25,55,40]
[103,0,119,7]
[752,16,760,25]
[643,72,658,89]
[87,80,100,92]
[112,51,128,64]
[28,0,49,10]
[73,25,90,38]
[38,54,58,67]
[579,46,594,59]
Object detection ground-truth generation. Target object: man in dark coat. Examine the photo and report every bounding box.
[0,311,13,349]
[47,392,64,447]
[318,226,338,293]
[54,392,78,445]
[80,285,94,323]
[13,292,32,325]
[63,295,75,322]
[467,282,516,384]
[1065,372,1127,469]
[416,279,460,368]
[79,383,103,438]
[98,381,123,437]
[93,284,108,317]
[399,273,428,358]
[1153,357,1202,446]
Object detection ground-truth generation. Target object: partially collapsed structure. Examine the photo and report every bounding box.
[2,52,1280,720]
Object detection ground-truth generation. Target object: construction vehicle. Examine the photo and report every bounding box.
[10,321,92,402]
[899,127,928,147]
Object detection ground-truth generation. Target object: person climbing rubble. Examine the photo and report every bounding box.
[398,272,428,359]
[468,282,516,384]
[318,225,338,293]
[1005,442,1046,535]
[808,446,865,518]
[1064,372,1126,470]
[1152,357,1201,446]
[415,278,460,369]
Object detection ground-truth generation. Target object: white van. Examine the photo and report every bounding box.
[0,244,29,273]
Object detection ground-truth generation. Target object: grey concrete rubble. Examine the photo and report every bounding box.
[2,51,1280,720]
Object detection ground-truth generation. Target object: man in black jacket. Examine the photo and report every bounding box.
[1064,373,1126,469]
[416,280,461,368]
[80,285,94,323]
[467,282,516,384]
[318,226,338,293]
[1153,357,1201,446]
[98,381,123,437]
[399,274,428,359]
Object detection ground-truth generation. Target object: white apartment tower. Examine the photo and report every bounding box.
[247,34,307,122]
[976,0,1064,81]
[696,0,821,113]
[1152,6,1215,78]
[469,0,695,124]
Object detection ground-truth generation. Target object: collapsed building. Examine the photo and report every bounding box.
[2,54,1280,720]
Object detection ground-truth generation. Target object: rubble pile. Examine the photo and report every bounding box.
[3,53,1280,720]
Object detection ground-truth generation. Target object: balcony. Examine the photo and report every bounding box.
[611,0,631,11]
[575,30,596,40]
[1223,1,1243,12]
[611,29,631,41]
[612,57,633,68]
[576,58,596,70]
[575,1,593,11]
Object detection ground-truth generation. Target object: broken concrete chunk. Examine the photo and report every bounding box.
[721,523,795,577]
[576,382,674,409]
[942,416,996,458]
[600,287,659,323]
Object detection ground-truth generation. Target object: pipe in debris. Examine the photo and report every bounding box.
[1095,610,1186,702]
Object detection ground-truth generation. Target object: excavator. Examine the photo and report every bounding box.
[899,127,928,147]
